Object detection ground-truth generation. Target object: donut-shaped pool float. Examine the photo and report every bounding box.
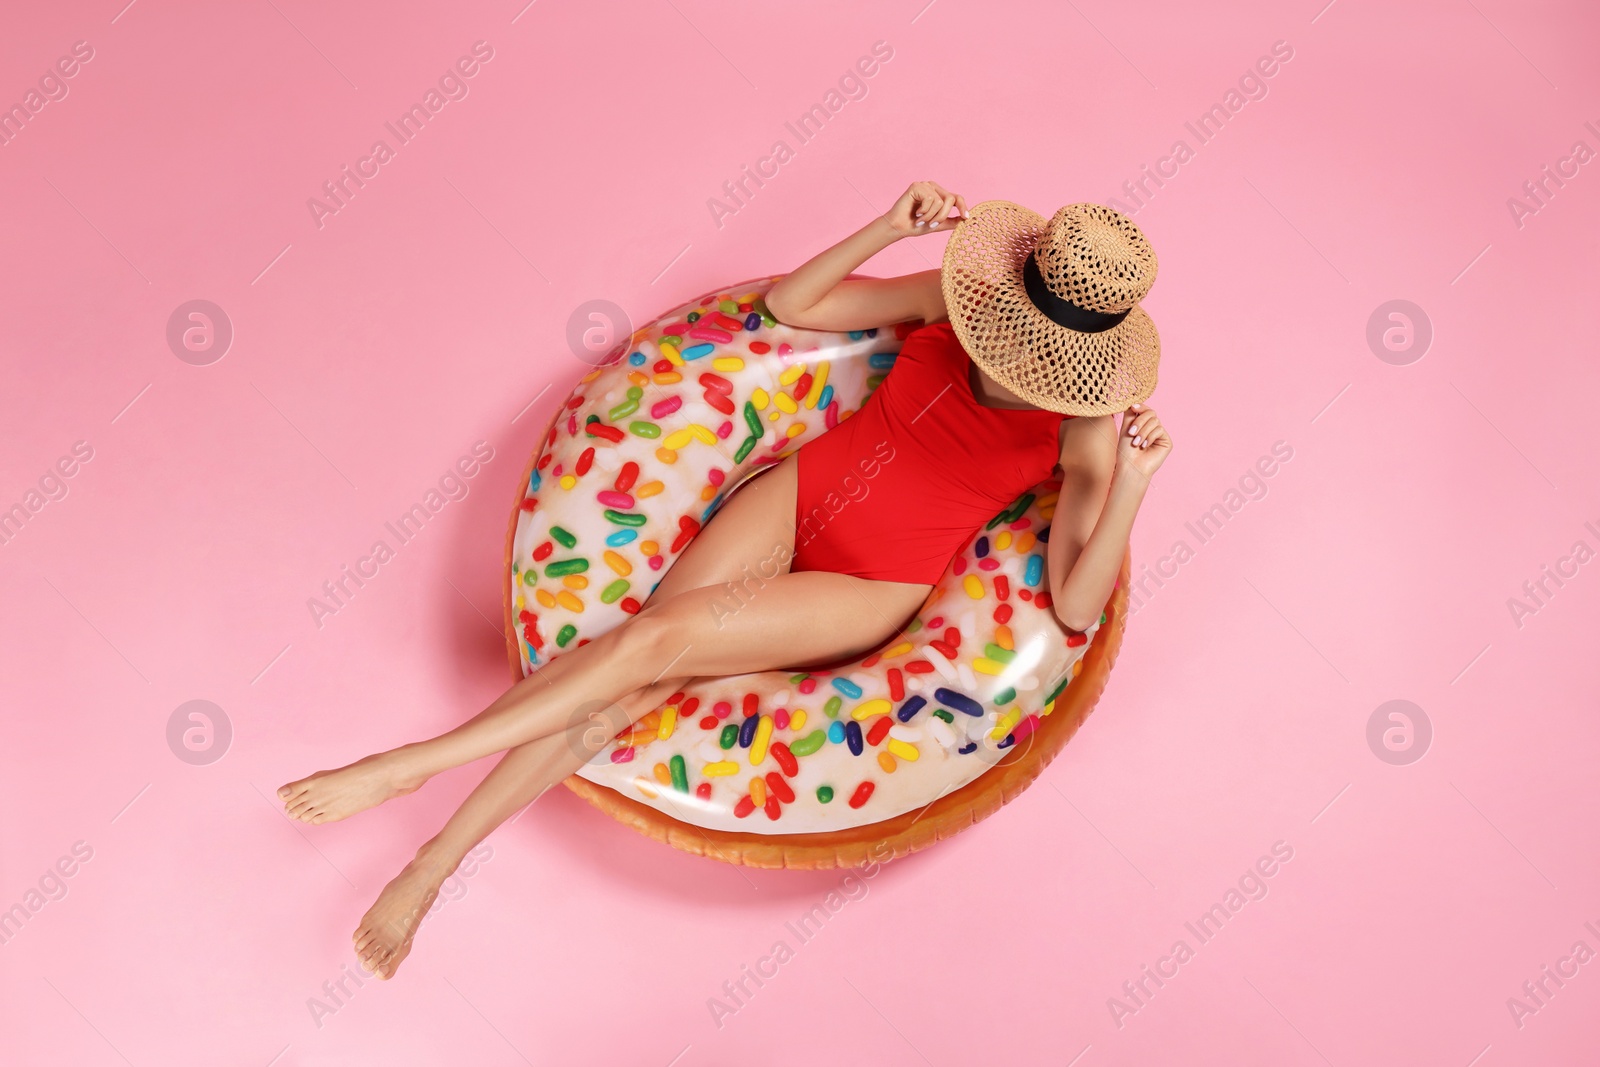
[502,276,1128,869]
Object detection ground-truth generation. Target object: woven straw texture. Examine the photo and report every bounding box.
[941,200,1160,417]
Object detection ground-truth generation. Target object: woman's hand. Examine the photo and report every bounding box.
[882,181,969,237]
[1115,403,1172,482]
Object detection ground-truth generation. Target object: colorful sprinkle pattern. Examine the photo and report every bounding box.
[509,277,1104,834]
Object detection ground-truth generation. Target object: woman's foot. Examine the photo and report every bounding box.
[352,848,454,980]
[277,751,425,823]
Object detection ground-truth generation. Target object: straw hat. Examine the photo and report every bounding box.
[941,200,1160,416]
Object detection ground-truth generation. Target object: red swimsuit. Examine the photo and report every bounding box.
[790,322,1071,585]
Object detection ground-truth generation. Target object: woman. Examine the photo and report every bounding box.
[279,180,1173,979]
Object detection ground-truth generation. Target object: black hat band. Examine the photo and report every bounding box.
[1022,251,1132,334]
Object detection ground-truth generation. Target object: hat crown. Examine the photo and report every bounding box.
[1034,204,1157,315]
[939,197,1161,416]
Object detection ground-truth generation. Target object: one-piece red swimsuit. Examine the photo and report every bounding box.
[789,322,1072,585]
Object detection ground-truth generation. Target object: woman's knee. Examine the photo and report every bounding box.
[608,602,695,683]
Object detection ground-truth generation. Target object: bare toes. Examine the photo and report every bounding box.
[378,944,411,979]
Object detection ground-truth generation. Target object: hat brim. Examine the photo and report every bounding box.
[940,200,1160,417]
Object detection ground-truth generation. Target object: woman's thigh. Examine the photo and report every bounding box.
[636,568,934,679]
[641,454,799,608]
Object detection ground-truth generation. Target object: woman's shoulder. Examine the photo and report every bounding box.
[1056,412,1117,466]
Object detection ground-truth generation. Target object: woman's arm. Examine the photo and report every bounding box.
[1045,405,1173,632]
[765,181,968,332]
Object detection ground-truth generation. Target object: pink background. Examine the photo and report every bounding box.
[3,0,1597,1063]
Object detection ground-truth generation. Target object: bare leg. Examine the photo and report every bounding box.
[345,561,928,979]
[349,460,809,977]
[351,676,679,978]
[332,458,929,978]
[284,565,928,823]
[280,659,623,823]
[280,456,801,823]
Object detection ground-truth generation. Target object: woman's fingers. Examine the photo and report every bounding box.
[889,181,968,234]
[886,183,932,234]
[1122,405,1163,448]
[911,183,965,227]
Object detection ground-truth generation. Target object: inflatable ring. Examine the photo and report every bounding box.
[502,277,1128,869]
